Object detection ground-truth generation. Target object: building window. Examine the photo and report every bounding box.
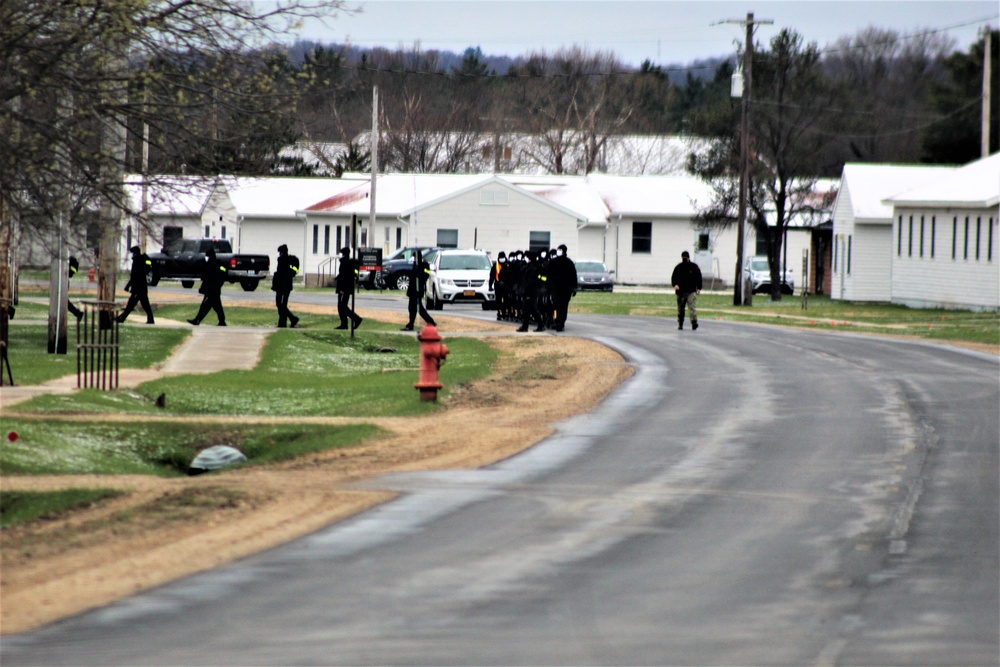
[907,216,913,257]
[930,216,936,258]
[990,218,995,262]
[847,235,852,274]
[952,217,958,259]
[976,217,982,260]
[396,227,402,249]
[312,224,318,254]
[205,224,210,237]
[919,216,925,258]
[163,226,183,248]
[480,188,509,206]
[529,231,551,253]
[833,237,838,272]
[437,229,459,248]
[697,231,710,251]
[964,217,970,259]
[221,226,227,240]
[632,221,652,254]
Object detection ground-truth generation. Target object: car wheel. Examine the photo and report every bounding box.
[240,279,259,291]
[394,274,410,292]
[146,272,159,287]
[780,284,793,295]
[181,280,195,289]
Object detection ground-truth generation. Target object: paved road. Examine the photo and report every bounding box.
[4,308,998,666]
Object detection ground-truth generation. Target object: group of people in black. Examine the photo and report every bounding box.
[108,242,592,334]
[489,245,578,333]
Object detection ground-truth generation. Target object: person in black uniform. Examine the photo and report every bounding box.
[402,250,436,331]
[547,244,577,332]
[272,244,299,328]
[671,250,702,330]
[67,255,83,321]
[489,251,507,321]
[335,246,363,330]
[117,246,155,324]
[517,251,545,332]
[187,247,227,326]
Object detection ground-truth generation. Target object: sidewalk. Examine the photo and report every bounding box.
[1,321,270,409]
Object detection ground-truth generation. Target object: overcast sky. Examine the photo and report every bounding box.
[291,0,997,66]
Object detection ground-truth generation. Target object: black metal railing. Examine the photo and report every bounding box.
[77,300,120,390]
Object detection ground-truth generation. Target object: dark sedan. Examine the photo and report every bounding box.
[575,259,614,292]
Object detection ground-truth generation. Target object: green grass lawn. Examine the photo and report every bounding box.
[571,292,999,347]
[3,325,190,385]
[0,488,125,527]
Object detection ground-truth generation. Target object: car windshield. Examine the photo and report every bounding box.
[576,261,608,273]
[750,259,769,272]
[439,254,490,271]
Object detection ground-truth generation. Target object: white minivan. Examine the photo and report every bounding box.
[425,249,496,310]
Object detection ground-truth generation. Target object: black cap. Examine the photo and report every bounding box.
[278,244,288,254]
[681,251,690,259]
[130,245,140,254]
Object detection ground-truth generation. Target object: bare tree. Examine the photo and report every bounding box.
[1,0,344,275]
[822,27,954,165]
[690,29,838,301]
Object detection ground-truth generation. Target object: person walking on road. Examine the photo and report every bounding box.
[402,250,435,331]
[188,247,227,326]
[272,244,299,328]
[336,247,363,330]
[117,246,154,324]
[671,250,702,330]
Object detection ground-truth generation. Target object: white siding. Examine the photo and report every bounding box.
[891,208,999,311]
[847,224,892,302]
[830,179,854,300]
[411,183,581,257]
[577,226,609,264]
[608,217,739,286]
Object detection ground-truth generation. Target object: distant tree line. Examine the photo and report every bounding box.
[274,27,998,178]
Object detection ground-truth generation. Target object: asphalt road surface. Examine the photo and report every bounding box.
[5,303,998,666]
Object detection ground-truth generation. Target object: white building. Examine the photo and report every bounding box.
[126,171,836,289]
[884,153,999,312]
[830,164,955,302]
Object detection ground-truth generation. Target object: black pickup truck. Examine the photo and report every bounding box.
[147,238,270,291]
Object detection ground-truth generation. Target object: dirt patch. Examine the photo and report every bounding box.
[1,310,632,635]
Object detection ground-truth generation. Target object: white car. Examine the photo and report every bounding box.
[745,256,795,295]
[425,249,495,310]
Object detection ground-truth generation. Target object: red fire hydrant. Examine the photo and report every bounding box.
[414,324,449,402]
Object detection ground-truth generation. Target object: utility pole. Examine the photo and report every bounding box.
[719,12,772,306]
[369,84,378,252]
[983,27,992,158]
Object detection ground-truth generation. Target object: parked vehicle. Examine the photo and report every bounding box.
[147,238,270,291]
[745,256,795,295]
[424,249,495,310]
[575,259,615,292]
[372,246,440,291]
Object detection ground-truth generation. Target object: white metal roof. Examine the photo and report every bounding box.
[227,176,367,219]
[839,163,956,221]
[885,152,1000,209]
[586,173,716,218]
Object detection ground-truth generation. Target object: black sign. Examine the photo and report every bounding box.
[358,248,382,272]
